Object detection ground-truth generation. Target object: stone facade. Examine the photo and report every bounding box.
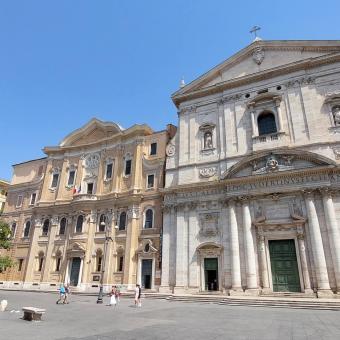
[161,40,340,297]
[1,119,174,292]
[0,179,9,214]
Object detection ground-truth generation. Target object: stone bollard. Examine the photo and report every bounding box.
[0,300,8,312]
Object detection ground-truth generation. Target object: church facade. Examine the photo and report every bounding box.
[160,40,340,297]
[1,119,173,292]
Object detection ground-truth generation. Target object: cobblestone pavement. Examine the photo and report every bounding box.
[1,290,340,340]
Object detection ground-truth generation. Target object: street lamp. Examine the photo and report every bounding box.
[96,216,118,304]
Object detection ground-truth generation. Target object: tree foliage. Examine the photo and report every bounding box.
[0,220,14,272]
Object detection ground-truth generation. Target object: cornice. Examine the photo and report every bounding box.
[162,165,339,195]
[172,52,340,107]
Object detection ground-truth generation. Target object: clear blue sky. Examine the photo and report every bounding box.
[1,0,340,180]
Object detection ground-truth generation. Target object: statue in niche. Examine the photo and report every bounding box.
[204,131,213,149]
[332,106,340,125]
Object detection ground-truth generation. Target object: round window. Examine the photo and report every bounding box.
[144,243,150,253]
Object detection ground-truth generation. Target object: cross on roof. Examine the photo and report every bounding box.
[250,26,261,39]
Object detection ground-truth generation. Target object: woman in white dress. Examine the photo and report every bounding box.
[109,286,117,307]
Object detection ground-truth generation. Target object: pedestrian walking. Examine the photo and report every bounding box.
[115,286,121,304]
[56,284,66,304]
[134,284,142,308]
[109,286,117,307]
[63,284,70,304]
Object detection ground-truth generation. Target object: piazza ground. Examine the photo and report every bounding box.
[1,291,340,339]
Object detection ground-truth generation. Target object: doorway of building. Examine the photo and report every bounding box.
[69,257,81,286]
[141,259,152,289]
[269,239,301,292]
[204,258,218,291]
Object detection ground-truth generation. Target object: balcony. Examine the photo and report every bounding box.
[252,132,286,151]
[72,194,98,202]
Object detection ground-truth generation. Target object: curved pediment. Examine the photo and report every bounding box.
[60,118,124,147]
[221,149,336,179]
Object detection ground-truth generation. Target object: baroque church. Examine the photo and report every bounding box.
[160,40,340,297]
[2,39,340,298]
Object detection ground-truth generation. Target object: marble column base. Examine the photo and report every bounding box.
[244,288,260,296]
[317,289,334,298]
[228,288,244,296]
[158,286,173,294]
[303,288,315,295]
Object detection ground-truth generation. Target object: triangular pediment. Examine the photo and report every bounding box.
[221,149,336,180]
[60,118,123,147]
[173,40,340,105]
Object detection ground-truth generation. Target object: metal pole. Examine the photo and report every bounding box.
[97,222,109,304]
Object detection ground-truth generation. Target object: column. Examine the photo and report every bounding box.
[174,204,188,291]
[242,198,258,290]
[103,212,115,287]
[42,216,59,283]
[23,218,43,285]
[297,231,312,293]
[188,203,198,289]
[250,109,257,137]
[228,200,242,290]
[123,205,140,289]
[169,206,177,288]
[275,98,284,132]
[132,140,143,191]
[257,232,269,290]
[77,257,84,287]
[160,206,171,291]
[304,192,331,293]
[322,190,340,291]
[64,259,70,285]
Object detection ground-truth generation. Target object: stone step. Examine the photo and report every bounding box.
[218,302,340,311]
[260,292,317,298]
[167,295,340,310]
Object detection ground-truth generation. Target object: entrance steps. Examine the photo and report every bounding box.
[219,298,340,311]
[260,291,317,298]
[166,294,340,311]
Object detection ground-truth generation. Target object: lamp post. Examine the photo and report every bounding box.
[96,215,118,304]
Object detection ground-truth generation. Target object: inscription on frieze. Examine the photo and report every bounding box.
[225,173,340,193]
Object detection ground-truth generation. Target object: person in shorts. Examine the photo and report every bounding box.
[56,284,66,304]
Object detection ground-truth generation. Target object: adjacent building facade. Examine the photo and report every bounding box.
[161,40,340,297]
[1,119,173,292]
[0,179,9,214]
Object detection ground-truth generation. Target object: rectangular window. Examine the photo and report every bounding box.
[30,193,37,205]
[150,142,157,155]
[67,170,76,186]
[87,182,94,194]
[18,259,23,272]
[56,258,61,272]
[118,256,124,272]
[16,195,23,208]
[106,163,113,179]
[125,159,132,176]
[51,173,59,188]
[147,174,155,188]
